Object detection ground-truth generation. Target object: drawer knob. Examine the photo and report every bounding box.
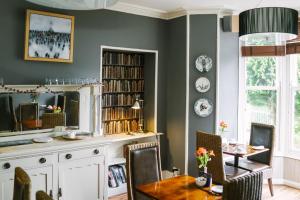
[94,149,100,155]
[3,162,11,169]
[65,154,72,159]
[39,158,46,164]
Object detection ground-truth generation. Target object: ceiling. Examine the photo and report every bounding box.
[118,0,300,13]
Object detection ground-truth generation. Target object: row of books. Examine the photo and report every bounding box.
[108,164,127,188]
[102,80,144,93]
[102,94,138,107]
[103,52,144,66]
[102,107,142,121]
[103,120,139,134]
[102,66,144,79]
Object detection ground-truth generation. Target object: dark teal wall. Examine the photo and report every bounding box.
[0,0,168,167]
[165,16,187,172]
[188,14,218,176]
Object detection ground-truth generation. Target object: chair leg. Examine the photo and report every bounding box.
[268,178,274,196]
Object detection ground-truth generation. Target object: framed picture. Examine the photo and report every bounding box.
[24,10,75,63]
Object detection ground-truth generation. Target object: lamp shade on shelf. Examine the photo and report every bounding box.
[239,7,298,43]
[131,100,141,110]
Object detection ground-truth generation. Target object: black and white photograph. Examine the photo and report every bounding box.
[24,10,74,63]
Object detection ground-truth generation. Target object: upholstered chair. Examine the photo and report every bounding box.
[223,171,263,200]
[13,167,31,200]
[196,131,249,184]
[36,191,53,200]
[126,142,162,200]
[226,123,275,196]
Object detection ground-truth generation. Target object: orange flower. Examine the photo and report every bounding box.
[196,147,207,156]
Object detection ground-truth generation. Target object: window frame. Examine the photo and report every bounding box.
[286,54,300,158]
[238,55,284,154]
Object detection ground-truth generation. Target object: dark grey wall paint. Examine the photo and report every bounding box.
[1,0,168,168]
[188,14,218,176]
[165,16,187,172]
[219,19,239,139]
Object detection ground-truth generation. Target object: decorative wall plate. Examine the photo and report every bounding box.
[195,77,210,93]
[194,98,213,117]
[195,55,212,72]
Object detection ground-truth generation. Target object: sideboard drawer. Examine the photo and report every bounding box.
[59,146,105,162]
[0,154,56,172]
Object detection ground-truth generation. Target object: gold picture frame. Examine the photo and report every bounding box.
[24,10,75,63]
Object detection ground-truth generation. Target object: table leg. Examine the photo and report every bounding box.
[234,156,239,167]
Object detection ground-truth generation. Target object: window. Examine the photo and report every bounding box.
[289,54,300,151]
[240,57,280,144]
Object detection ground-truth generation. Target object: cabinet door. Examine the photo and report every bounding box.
[59,156,105,200]
[0,166,53,200]
[0,172,14,200]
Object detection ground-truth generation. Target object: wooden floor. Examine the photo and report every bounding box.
[262,185,300,200]
[109,185,300,200]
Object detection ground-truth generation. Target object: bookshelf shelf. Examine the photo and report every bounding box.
[102,91,143,94]
[102,118,139,122]
[102,51,144,135]
[103,64,143,67]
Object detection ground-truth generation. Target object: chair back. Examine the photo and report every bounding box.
[126,142,162,200]
[223,171,263,200]
[19,103,39,131]
[248,123,275,165]
[13,167,31,200]
[36,191,53,200]
[9,96,19,131]
[196,131,225,184]
[41,113,66,129]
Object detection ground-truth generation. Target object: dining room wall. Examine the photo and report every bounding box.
[0,0,169,168]
[188,14,218,176]
[218,19,239,140]
[165,16,187,172]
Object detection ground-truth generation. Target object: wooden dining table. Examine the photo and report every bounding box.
[136,175,222,200]
[222,144,269,167]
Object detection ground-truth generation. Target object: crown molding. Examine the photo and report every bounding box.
[108,2,168,19]
[108,2,235,20]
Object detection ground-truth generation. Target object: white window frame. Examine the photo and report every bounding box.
[238,55,284,154]
[286,55,300,159]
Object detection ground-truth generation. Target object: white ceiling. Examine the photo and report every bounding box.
[118,0,300,13]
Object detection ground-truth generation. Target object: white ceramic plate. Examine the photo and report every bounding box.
[252,145,265,150]
[194,98,213,117]
[62,135,88,140]
[195,55,212,72]
[211,185,223,194]
[33,137,53,143]
[195,77,210,93]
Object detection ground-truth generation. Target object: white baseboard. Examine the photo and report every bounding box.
[264,178,300,189]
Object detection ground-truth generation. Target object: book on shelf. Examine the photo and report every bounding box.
[103,52,143,66]
[108,164,127,188]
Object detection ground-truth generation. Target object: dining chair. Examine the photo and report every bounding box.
[226,123,275,196]
[126,142,162,200]
[223,171,263,200]
[196,131,249,184]
[41,112,66,129]
[36,191,53,200]
[19,102,39,131]
[13,167,31,200]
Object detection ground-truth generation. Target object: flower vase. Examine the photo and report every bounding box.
[196,167,212,188]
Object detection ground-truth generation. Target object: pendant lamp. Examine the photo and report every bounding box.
[239,7,298,43]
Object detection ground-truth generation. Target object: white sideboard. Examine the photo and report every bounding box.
[0,132,160,200]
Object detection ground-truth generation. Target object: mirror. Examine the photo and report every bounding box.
[0,91,80,136]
